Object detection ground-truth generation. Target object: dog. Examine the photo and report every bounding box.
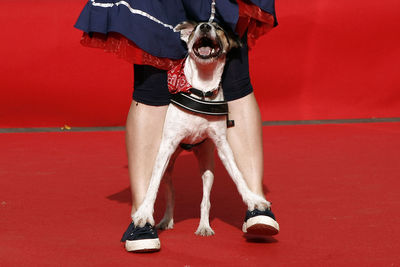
[132,21,271,237]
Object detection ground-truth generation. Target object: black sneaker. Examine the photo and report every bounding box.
[121,222,161,252]
[242,208,280,236]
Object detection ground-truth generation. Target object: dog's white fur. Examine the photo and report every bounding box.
[132,21,270,236]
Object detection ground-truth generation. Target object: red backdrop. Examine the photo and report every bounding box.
[1,0,399,128]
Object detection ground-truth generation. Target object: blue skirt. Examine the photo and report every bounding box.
[74,0,277,60]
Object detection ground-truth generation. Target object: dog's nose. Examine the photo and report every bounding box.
[199,23,211,33]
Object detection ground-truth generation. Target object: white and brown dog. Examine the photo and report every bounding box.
[129,21,277,251]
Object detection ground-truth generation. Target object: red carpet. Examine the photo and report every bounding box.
[1,123,400,266]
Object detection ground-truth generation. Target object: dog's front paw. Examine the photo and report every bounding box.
[245,193,271,211]
[195,226,215,236]
[132,208,155,227]
[157,218,174,230]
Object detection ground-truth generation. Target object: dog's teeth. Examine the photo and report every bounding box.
[212,48,215,54]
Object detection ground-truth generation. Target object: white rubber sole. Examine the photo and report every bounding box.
[125,238,161,252]
[242,215,280,236]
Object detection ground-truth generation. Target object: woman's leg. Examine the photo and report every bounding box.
[121,65,170,252]
[126,65,171,215]
[227,93,280,236]
[222,35,279,235]
[125,102,168,215]
[227,93,264,197]
[222,33,265,197]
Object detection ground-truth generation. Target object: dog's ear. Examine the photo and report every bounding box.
[212,22,242,51]
[174,21,197,43]
[227,31,242,50]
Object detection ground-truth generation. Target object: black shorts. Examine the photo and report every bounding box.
[133,38,253,106]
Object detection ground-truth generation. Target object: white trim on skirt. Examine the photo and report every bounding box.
[90,0,175,30]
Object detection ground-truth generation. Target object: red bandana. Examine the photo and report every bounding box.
[167,59,192,94]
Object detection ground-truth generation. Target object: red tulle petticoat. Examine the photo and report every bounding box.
[236,0,275,48]
[80,32,181,70]
[79,0,275,70]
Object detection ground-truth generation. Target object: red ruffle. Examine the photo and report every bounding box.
[80,32,181,70]
[236,0,275,48]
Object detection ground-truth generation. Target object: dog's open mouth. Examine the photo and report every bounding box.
[193,37,221,59]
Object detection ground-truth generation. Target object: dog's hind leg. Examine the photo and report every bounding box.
[193,139,216,236]
[212,135,270,211]
[157,148,182,230]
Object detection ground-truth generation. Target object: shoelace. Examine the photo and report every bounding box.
[244,208,276,222]
[121,223,157,242]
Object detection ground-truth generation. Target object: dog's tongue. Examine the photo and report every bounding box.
[198,46,212,56]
